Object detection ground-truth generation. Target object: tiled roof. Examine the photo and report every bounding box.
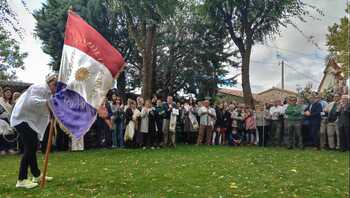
[257,87,297,96]
[218,88,259,98]
[218,88,244,97]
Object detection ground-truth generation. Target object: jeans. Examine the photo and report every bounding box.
[229,131,241,146]
[245,129,256,144]
[228,130,234,146]
[15,122,41,180]
[112,121,124,148]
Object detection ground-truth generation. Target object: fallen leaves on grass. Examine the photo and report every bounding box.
[230,182,238,189]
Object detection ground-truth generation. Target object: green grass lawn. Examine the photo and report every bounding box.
[0,145,349,198]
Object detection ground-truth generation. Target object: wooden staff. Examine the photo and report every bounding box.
[40,118,55,189]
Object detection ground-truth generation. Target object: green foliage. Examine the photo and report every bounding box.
[33,0,71,70]
[326,4,349,78]
[116,0,181,99]
[34,0,237,98]
[0,146,348,197]
[154,1,237,98]
[0,26,27,80]
[0,0,27,37]
[34,0,139,93]
[119,0,178,25]
[202,0,320,107]
[203,0,318,45]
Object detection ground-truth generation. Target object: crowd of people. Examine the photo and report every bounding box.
[96,92,349,152]
[1,86,349,156]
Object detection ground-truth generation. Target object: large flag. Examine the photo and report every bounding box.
[49,11,125,139]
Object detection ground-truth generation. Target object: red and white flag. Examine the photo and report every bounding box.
[49,11,125,139]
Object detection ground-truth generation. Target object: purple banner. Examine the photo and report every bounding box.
[49,82,97,139]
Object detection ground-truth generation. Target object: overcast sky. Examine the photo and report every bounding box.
[9,0,348,93]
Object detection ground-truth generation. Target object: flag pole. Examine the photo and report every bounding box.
[40,118,55,189]
[41,6,72,189]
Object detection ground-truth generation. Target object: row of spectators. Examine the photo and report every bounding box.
[1,87,349,155]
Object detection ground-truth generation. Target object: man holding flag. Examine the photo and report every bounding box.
[12,10,125,189]
[11,73,57,189]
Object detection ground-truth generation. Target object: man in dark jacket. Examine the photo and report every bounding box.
[304,93,322,149]
[338,95,350,152]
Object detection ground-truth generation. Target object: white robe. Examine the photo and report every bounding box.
[10,84,51,141]
[71,137,84,151]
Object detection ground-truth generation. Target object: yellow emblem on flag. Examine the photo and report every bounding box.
[75,67,90,81]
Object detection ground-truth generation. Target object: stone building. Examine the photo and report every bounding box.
[256,87,297,104]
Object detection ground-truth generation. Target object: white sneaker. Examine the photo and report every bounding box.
[32,175,54,183]
[16,180,38,189]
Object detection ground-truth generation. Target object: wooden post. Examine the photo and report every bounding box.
[40,118,55,189]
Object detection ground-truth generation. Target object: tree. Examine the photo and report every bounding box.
[0,26,27,80]
[204,0,320,107]
[154,1,237,99]
[117,0,179,100]
[34,0,236,99]
[34,0,138,93]
[326,4,349,78]
[0,0,28,37]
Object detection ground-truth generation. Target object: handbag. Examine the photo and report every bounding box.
[124,121,135,141]
[189,113,199,131]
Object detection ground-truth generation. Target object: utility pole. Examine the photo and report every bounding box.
[281,60,285,90]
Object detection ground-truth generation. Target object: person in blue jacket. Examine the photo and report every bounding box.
[304,93,322,149]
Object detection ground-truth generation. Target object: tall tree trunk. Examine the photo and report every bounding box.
[117,71,126,99]
[141,25,156,100]
[241,45,255,108]
[151,43,157,95]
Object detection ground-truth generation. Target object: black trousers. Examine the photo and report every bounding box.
[339,124,350,151]
[41,126,49,153]
[95,117,109,147]
[0,135,10,151]
[257,126,269,147]
[141,132,150,147]
[55,128,69,151]
[310,121,321,148]
[15,122,41,180]
[185,131,197,144]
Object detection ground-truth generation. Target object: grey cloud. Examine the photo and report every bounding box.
[245,0,348,92]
